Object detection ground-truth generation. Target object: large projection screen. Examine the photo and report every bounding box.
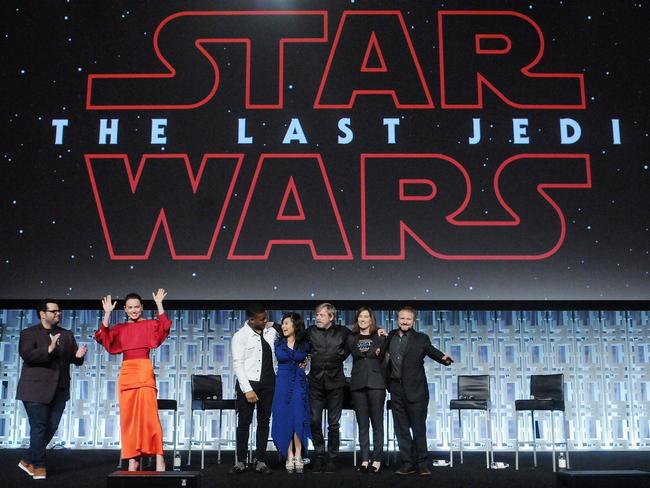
[2,0,649,301]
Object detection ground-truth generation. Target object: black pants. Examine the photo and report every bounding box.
[235,381,274,463]
[390,380,429,469]
[310,383,344,460]
[351,388,386,462]
[23,388,68,468]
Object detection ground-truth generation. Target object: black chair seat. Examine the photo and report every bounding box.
[157,399,177,411]
[515,399,564,411]
[192,398,237,411]
[450,399,490,411]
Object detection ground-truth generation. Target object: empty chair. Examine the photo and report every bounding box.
[449,375,493,469]
[514,373,569,472]
[187,374,237,469]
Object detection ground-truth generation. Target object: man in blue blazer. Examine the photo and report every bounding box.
[382,306,453,476]
[16,299,87,480]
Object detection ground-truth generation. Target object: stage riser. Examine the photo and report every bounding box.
[556,470,650,488]
[107,471,201,488]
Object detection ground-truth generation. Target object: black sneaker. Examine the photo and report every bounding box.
[325,460,337,473]
[254,460,272,475]
[229,462,247,474]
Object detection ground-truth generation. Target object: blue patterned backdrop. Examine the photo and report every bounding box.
[1,309,649,452]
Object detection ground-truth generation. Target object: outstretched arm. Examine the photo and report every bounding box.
[101,295,117,327]
[152,288,167,315]
[424,335,454,365]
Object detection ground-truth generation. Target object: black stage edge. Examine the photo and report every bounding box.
[3,450,650,488]
[556,469,650,488]
[107,470,201,488]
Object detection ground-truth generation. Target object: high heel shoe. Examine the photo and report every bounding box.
[294,457,304,474]
[368,463,382,474]
[286,457,296,474]
[356,463,369,472]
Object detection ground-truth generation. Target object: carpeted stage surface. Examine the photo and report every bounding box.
[2,450,649,487]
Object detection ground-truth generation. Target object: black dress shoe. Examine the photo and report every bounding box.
[356,464,369,472]
[395,466,416,475]
[368,464,382,474]
[418,466,432,476]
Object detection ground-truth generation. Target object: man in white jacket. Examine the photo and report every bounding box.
[229,303,278,475]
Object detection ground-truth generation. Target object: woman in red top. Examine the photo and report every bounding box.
[95,288,171,471]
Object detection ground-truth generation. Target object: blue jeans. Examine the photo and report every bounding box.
[22,388,68,468]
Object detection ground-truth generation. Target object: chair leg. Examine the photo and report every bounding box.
[563,410,571,469]
[531,411,537,468]
[187,411,194,465]
[383,408,390,466]
[217,410,223,464]
[489,410,494,466]
[515,410,519,470]
[485,409,491,469]
[449,411,454,467]
[459,411,464,465]
[172,409,178,462]
[116,426,123,468]
[201,410,206,470]
[551,411,557,473]
[484,410,488,469]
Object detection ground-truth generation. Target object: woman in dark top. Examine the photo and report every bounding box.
[346,307,386,473]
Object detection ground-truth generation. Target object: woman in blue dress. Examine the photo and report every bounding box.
[272,312,311,473]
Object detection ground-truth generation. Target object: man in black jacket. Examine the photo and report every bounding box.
[382,306,453,476]
[15,299,87,480]
[306,302,350,472]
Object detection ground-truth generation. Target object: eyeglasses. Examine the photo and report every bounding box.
[46,309,61,314]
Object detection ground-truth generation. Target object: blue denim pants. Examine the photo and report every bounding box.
[22,388,68,468]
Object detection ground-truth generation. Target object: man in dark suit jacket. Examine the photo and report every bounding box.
[381,306,453,476]
[16,299,87,480]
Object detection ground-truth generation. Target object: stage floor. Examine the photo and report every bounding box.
[2,449,649,488]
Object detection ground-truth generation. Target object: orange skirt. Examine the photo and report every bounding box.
[118,358,163,458]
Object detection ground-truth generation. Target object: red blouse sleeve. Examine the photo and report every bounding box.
[94,324,123,354]
[148,312,172,348]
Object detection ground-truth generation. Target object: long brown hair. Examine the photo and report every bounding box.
[351,306,377,335]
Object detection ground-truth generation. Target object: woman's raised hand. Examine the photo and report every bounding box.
[102,295,117,313]
[152,288,167,306]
